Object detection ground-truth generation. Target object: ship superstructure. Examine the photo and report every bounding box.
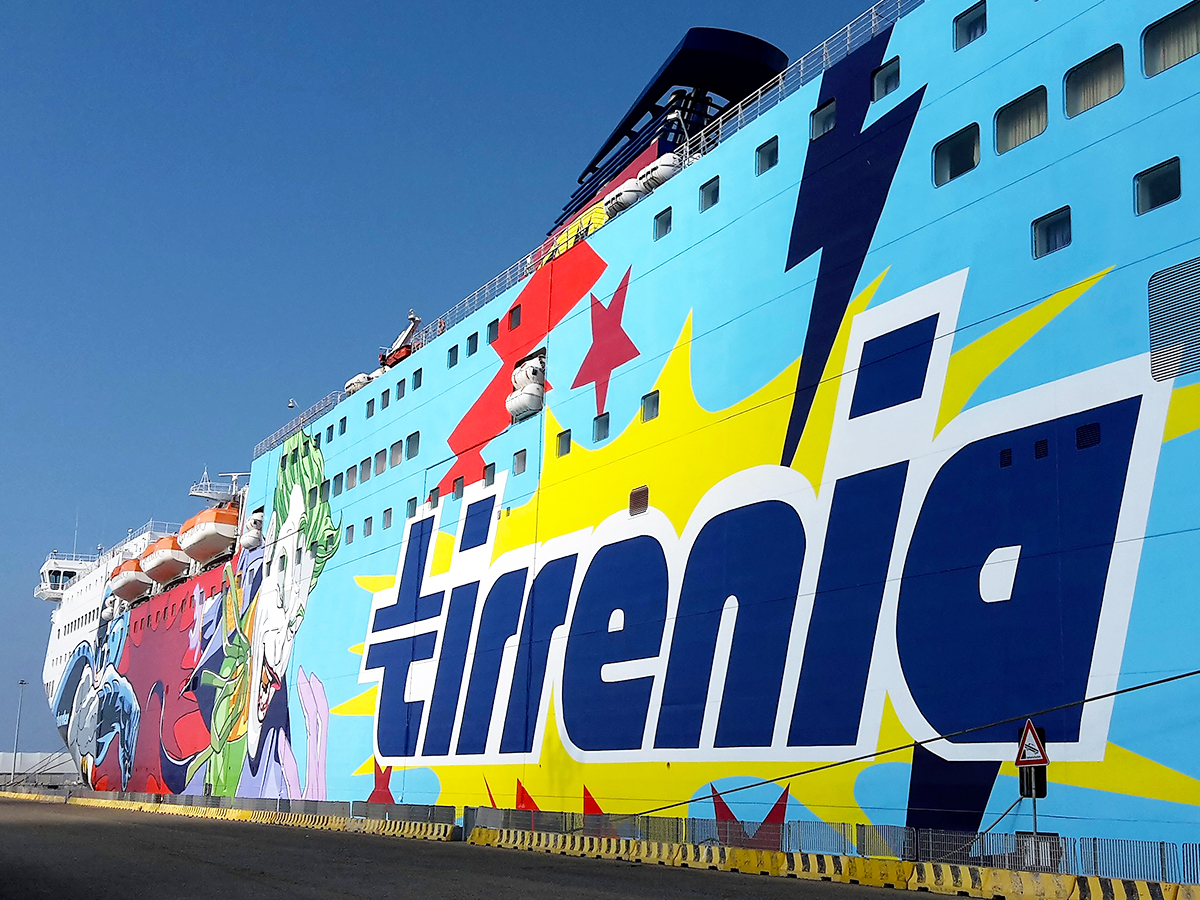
[37,0,1200,842]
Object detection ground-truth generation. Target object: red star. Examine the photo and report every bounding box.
[571,267,639,415]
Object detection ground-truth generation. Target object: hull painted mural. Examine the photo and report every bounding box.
[44,0,1200,842]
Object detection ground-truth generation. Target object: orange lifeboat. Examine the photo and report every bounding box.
[108,558,152,601]
[179,507,239,564]
[140,535,191,584]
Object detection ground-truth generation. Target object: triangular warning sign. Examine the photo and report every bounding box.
[1015,719,1050,767]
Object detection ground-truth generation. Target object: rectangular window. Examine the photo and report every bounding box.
[429,487,440,509]
[326,424,334,443]
[1033,207,1072,258]
[448,345,459,368]
[313,433,321,450]
[360,459,371,484]
[396,379,406,399]
[755,136,779,175]
[487,319,500,344]
[406,431,420,459]
[653,207,672,240]
[556,429,572,457]
[467,332,479,356]
[872,57,900,101]
[381,389,390,410]
[699,176,720,212]
[513,448,527,475]
[375,449,387,476]
[346,466,357,490]
[1066,45,1124,117]
[995,87,1047,154]
[593,412,610,442]
[383,508,393,529]
[453,476,464,499]
[412,368,423,389]
[333,473,343,496]
[363,516,373,538]
[954,2,987,50]
[346,524,354,544]
[390,440,404,467]
[1144,1,1200,76]
[339,417,347,435]
[641,390,660,422]
[508,305,522,330]
[1136,158,1182,214]
[320,479,331,502]
[366,398,375,419]
[484,462,495,486]
[933,123,980,186]
[810,99,837,140]
[308,486,318,508]
[406,497,418,519]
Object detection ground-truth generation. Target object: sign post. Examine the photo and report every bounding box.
[1015,719,1049,833]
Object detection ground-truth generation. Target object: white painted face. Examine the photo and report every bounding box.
[248,484,315,753]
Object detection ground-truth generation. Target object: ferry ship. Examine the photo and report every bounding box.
[35,0,1200,842]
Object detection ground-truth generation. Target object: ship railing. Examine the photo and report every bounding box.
[676,0,925,170]
[42,551,102,566]
[55,520,183,591]
[252,390,347,460]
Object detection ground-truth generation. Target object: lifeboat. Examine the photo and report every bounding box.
[140,535,191,584]
[179,508,240,564]
[108,559,152,602]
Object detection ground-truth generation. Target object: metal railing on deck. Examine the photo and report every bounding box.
[252,390,346,460]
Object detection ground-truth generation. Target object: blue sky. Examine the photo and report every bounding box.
[0,0,874,751]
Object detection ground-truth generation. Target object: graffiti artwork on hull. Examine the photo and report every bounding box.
[52,431,340,799]
[345,265,1177,820]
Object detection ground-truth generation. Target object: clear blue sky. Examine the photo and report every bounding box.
[0,0,874,751]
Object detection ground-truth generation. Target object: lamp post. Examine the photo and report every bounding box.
[10,680,26,787]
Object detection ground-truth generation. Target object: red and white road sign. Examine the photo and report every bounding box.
[1015,719,1050,767]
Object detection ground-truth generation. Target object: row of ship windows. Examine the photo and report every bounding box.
[131,594,199,634]
[317,390,662,526]
[951,0,1199,79]
[58,607,98,638]
[936,1,1199,186]
[649,2,1198,241]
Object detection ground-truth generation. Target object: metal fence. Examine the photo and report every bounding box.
[351,800,456,824]
[470,806,1188,882]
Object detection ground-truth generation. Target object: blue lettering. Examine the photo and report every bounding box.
[372,518,444,631]
[790,462,907,745]
[456,568,527,754]
[563,536,667,751]
[421,581,479,756]
[367,632,437,757]
[655,501,805,749]
[897,398,1141,742]
[500,556,577,753]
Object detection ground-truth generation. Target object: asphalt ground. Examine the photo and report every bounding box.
[0,797,894,900]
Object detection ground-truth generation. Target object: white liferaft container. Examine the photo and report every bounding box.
[637,152,682,191]
[511,356,545,390]
[602,178,647,218]
[505,383,545,420]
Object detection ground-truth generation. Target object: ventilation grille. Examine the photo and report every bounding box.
[1076,422,1101,449]
[1149,255,1200,381]
[629,486,650,516]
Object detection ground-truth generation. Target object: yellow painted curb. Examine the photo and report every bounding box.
[909,861,987,897]
[1073,877,1179,900]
